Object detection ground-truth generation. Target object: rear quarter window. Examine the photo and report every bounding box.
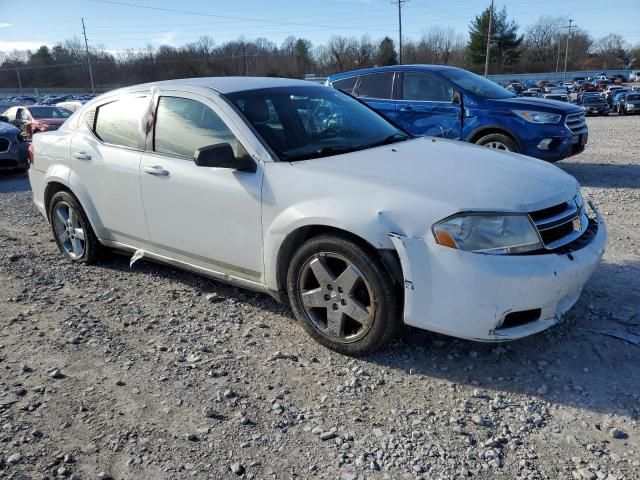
[332,76,358,95]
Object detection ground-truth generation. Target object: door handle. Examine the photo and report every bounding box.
[400,106,414,113]
[144,165,169,176]
[73,151,91,161]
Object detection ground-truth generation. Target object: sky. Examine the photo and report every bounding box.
[1,0,639,54]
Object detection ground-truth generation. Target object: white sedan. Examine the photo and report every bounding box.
[28,77,607,355]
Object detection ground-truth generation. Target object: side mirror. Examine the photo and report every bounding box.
[194,143,256,173]
[452,91,462,105]
[0,115,8,123]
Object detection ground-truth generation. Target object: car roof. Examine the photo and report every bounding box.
[109,77,316,95]
[327,64,464,81]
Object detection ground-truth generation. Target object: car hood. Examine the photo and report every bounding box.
[292,137,579,215]
[0,121,19,135]
[487,96,582,114]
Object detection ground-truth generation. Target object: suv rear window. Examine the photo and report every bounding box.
[357,72,394,99]
[94,97,147,149]
[332,77,358,95]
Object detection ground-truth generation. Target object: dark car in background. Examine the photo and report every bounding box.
[617,92,640,115]
[327,65,587,162]
[578,95,610,116]
[0,116,29,172]
[1,105,72,140]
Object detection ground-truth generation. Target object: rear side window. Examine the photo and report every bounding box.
[357,72,394,99]
[402,72,453,102]
[154,96,240,159]
[94,97,147,148]
[332,76,358,95]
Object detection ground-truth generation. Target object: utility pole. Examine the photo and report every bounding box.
[15,65,22,95]
[81,18,95,94]
[484,0,494,77]
[555,40,561,73]
[391,0,408,64]
[562,19,574,82]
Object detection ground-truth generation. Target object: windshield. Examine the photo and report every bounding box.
[226,86,410,162]
[439,68,516,99]
[627,95,640,101]
[583,97,603,103]
[29,106,72,119]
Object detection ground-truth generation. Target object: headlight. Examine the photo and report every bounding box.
[432,214,542,255]
[512,110,562,124]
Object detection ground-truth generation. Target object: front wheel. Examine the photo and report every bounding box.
[287,234,400,356]
[475,133,519,153]
[49,191,103,264]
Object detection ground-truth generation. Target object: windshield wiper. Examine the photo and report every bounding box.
[364,133,412,149]
[282,134,412,162]
[283,146,362,162]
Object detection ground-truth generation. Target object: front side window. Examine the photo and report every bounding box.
[154,96,240,159]
[226,86,409,162]
[94,97,147,148]
[357,72,394,99]
[402,72,453,102]
[439,68,516,100]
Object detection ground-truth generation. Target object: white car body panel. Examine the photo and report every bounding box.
[28,77,607,343]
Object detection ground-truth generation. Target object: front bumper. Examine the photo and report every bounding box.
[0,138,29,170]
[516,121,587,162]
[388,204,607,342]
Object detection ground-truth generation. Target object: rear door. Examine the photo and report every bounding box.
[396,71,462,139]
[354,72,398,123]
[69,95,152,249]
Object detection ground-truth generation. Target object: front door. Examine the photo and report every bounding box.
[139,93,264,283]
[396,72,462,139]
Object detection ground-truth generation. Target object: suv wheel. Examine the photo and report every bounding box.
[287,234,400,356]
[475,133,519,152]
[49,191,103,264]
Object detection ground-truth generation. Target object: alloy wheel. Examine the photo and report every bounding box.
[484,141,509,150]
[297,252,375,344]
[53,201,86,259]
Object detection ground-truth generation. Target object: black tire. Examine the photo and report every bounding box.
[48,190,103,264]
[475,133,519,153]
[287,234,400,356]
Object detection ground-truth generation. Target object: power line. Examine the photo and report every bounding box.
[82,18,96,94]
[88,0,400,33]
[391,0,408,64]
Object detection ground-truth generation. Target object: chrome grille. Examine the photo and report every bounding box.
[0,137,10,153]
[529,196,588,250]
[565,112,587,134]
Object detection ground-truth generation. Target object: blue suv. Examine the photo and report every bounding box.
[327,65,588,162]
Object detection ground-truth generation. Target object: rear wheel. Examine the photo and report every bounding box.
[287,234,400,356]
[475,133,519,153]
[49,191,103,264]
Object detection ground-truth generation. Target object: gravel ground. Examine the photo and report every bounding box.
[1,115,639,480]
